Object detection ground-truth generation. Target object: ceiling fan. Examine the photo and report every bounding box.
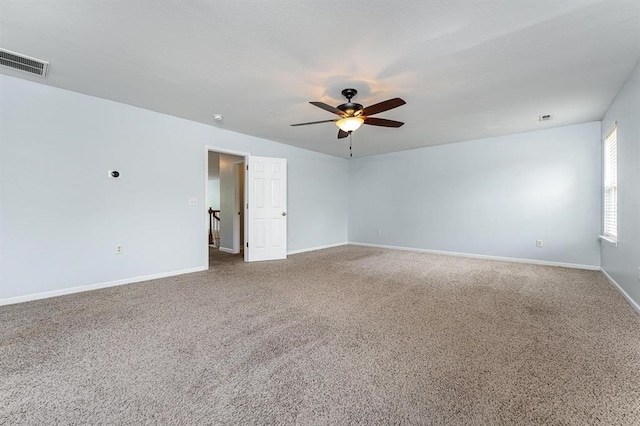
[291,88,406,139]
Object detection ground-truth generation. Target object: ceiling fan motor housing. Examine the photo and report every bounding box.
[338,102,363,116]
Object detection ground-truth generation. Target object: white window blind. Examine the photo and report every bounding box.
[603,125,617,239]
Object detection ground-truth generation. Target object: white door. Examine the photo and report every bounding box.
[246,156,287,261]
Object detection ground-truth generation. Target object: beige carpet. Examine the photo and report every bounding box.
[1,245,639,424]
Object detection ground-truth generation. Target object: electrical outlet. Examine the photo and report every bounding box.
[188,198,198,206]
[536,240,543,248]
[377,230,382,237]
[115,244,124,254]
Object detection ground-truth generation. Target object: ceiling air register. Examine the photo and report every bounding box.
[0,48,49,77]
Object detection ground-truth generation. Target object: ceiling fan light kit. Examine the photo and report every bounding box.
[291,88,406,157]
[336,116,364,132]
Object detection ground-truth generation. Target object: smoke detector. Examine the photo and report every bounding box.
[0,48,49,78]
[213,114,223,121]
[539,114,552,122]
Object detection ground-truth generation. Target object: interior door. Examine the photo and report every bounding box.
[246,156,287,261]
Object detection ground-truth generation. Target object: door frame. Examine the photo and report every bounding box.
[233,159,245,255]
[204,146,250,262]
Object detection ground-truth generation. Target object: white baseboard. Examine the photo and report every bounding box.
[0,266,209,306]
[348,242,601,270]
[218,247,238,254]
[288,242,348,255]
[600,269,640,314]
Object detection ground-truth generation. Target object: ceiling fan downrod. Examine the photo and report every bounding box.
[338,88,363,116]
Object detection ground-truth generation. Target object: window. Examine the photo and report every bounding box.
[603,125,617,239]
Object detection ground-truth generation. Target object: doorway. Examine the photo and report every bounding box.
[205,147,288,266]
[206,148,248,267]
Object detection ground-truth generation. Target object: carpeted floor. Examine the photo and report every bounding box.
[1,245,639,425]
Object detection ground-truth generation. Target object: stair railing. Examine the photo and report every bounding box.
[208,208,220,247]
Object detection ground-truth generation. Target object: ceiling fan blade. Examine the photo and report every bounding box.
[364,117,405,128]
[361,98,406,116]
[310,101,345,116]
[338,129,349,139]
[290,119,337,127]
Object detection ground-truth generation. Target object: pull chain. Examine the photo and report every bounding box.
[349,132,353,157]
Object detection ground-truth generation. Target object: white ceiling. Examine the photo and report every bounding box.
[1,0,639,158]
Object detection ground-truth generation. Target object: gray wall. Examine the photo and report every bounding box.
[348,122,602,267]
[601,59,640,306]
[0,75,349,300]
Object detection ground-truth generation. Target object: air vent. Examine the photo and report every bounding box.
[539,114,552,122]
[0,49,49,77]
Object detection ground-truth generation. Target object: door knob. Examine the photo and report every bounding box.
[282,212,287,216]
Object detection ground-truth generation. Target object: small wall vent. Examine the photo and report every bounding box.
[0,49,49,77]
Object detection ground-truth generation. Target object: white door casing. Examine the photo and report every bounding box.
[246,156,287,261]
